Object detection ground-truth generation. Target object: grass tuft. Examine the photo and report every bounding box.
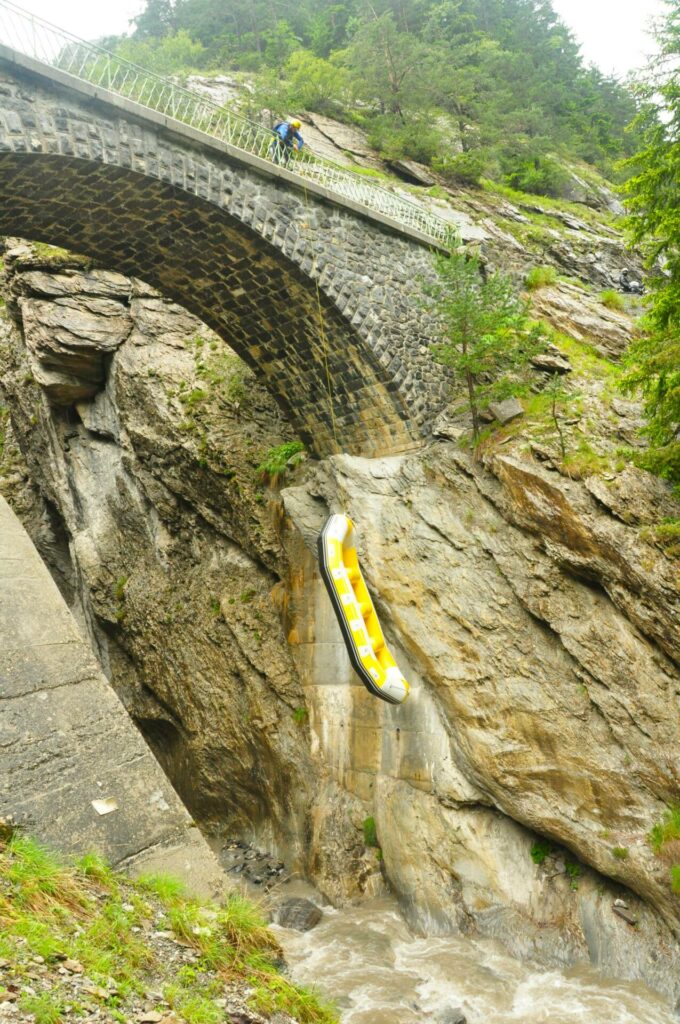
[137,872,187,904]
[600,288,626,311]
[671,864,680,895]
[363,817,379,848]
[525,265,557,290]
[0,833,338,1024]
[649,806,680,856]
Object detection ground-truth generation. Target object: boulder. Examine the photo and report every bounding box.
[275,897,323,931]
[387,158,436,186]
[488,397,524,424]
[585,466,679,526]
[432,408,466,441]
[530,351,572,374]
[438,1010,467,1024]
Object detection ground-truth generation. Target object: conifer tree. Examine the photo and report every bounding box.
[428,252,545,438]
[621,0,680,489]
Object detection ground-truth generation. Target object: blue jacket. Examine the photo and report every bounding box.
[274,122,304,150]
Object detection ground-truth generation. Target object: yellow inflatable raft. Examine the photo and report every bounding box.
[317,514,410,705]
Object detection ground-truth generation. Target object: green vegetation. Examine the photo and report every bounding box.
[530,839,552,865]
[671,865,680,896]
[117,0,644,191]
[647,518,680,560]
[525,265,558,291]
[113,576,128,623]
[0,828,338,1024]
[620,2,680,493]
[293,706,308,725]
[562,438,612,479]
[611,846,629,860]
[600,288,626,311]
[429,251,547,438]
[544,374,572,461]
[649,805,680,856]
[30,242,85,266]
[19,992,68,1024]
[256,440,305,480]
[363,817,378,848]
[565,859,581,890]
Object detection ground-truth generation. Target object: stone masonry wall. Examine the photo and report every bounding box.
[0,51,449,456]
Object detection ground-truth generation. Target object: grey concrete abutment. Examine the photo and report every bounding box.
[0,496,224,894]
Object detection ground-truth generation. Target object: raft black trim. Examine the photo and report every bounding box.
[317,517,402,705]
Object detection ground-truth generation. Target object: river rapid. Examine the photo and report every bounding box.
[273,895,677,1024]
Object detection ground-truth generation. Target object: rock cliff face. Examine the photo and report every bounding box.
[1,228,679,1011]
[281,450,679,993]
[0,240,314,857]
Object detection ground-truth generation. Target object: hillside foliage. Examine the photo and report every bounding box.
[621,0,680,491]
[111,0,644,191]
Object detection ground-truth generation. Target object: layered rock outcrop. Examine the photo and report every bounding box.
[280,444,679,998]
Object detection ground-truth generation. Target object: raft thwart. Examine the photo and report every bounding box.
[317,514,410,705]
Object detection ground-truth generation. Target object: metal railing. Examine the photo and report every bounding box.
[0,0,457,249]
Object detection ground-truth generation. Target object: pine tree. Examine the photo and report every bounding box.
[428,252,545,438]
[621,0,680,490]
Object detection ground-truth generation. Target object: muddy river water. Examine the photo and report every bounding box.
[273,895,677,1024]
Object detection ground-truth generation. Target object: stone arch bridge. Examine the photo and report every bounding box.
[0,43,452,456]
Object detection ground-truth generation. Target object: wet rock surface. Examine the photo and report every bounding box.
[219,839,287,891]
[281,443,680,1003]
[275,899,323,932]
[0,241,314,862]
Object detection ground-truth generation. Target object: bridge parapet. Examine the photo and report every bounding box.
[0,0,457,250]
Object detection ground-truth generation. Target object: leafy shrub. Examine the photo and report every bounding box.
[116,31,207,75]
[367,117,445,165]
[282,50,352,113]
[525,265,557,290]
[256,441,305,480]
[565,859,582,889]
[433,150,487,186]
[611,846,629,859]
[600,289,626,311]
[530,839,552,864]
[504,156,571,198]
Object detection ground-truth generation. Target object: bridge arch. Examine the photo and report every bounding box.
[0,52,450,456]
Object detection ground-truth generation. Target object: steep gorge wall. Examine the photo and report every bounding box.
[1,240,679,1010]
[281,451,680,1002]
[0,241,315,858]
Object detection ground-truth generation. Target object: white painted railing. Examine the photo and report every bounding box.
[0,0,457,249]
